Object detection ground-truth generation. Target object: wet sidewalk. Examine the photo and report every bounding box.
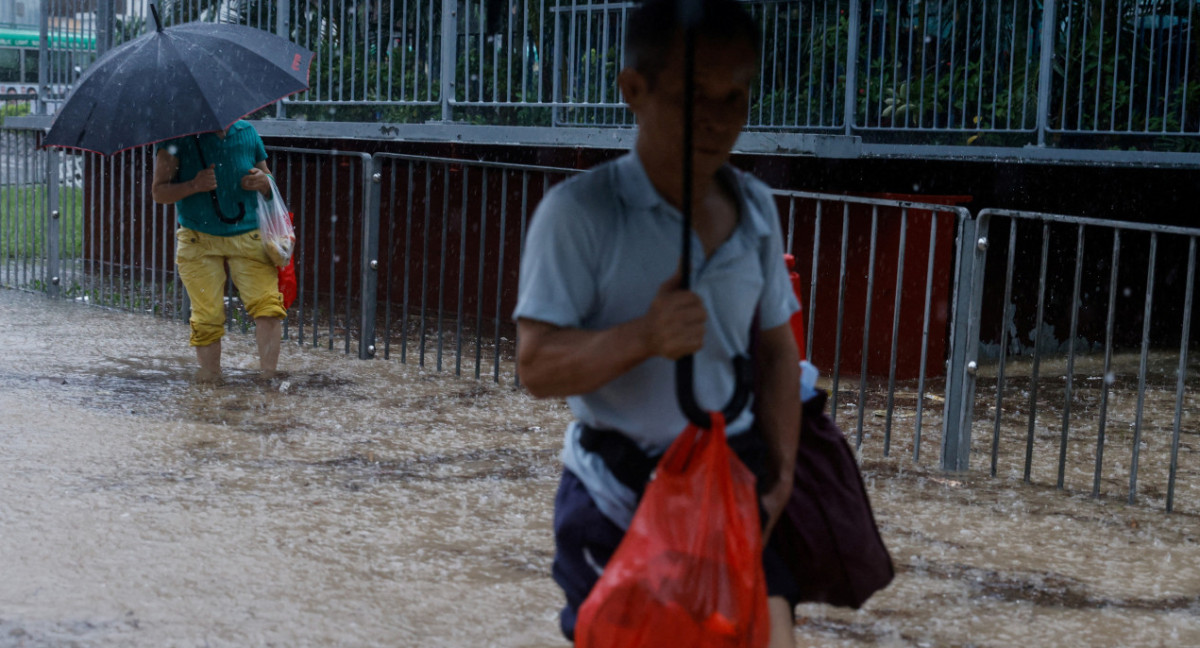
[1,288,1197,647]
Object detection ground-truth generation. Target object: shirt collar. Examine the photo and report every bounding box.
[616,151,770,238]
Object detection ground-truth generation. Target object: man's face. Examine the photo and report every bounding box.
[621,35,757,179]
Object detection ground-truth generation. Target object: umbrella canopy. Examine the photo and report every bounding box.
[44,12,313,156]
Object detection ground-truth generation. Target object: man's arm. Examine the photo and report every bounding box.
[151,148,214,205]
[517,270,706,398]
[755,322,801,536]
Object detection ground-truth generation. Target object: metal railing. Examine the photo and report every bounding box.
[14,1,1200,154]
[948,208,1200,512]
[2,123,1196,513]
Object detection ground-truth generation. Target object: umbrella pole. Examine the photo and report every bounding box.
[673,6,751,429]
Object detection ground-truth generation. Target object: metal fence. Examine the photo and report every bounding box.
[2,124,1196,513]
[953,208,1200,512]
[14,1,1200,152]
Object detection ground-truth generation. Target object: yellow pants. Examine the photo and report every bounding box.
[175,227,286,347]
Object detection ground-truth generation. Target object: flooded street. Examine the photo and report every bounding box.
[1,287,1198,647]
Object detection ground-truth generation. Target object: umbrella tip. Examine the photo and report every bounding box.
[150,2,164,32]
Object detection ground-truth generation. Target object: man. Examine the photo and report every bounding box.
[151,120,285,382]
[514,0,802,645]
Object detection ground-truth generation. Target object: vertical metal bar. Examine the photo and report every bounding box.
[335,156,344,351]
[1092,0,1106,131]
[1166,237,1195,512]
[843,0,861,135]
[1023,221,1051,482]
[831,203,851,415]
[382,162,395,357]
[45,150,61,297]
[418,161,431,365]
[456,165,469,375]
[440,0,457,120]
[428,0,437,102]
[1129,233,1157,505]
[277,0,291,117]
[552,5,562,124]
[781,3,792,126]
[991,217,1018,477]
[883,209,907,457]
[904,0,915,129]
[1142,0,1158,132]
[436,164,450,371]
[1093,229,1121,498]
[515,171,530,387]
[807,201,821,357]
[917,0,930,128]
[521,0,530,101]
[961,0,973,130]
[298,157,311,345]
[1059,0,1074,130]
[1035,0,1056,145]
[493,172,509,383]
[914,210,939,463]
[932,0,946,128]
[401,161,415,363]
[479,0,486,103]
[1182,1,1195,132]
[139,148,147,307]
[1111,0,1124,129]
[1057,223,1086,489]
[785,199,795,256]
[398,0,409,100]
[359,155,381,360]
[941,212,982,472]
[37,0,48,116]
[855,207,879,450]
[1127,0,1141,131]
[474,169,488,379]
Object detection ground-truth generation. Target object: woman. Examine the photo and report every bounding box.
[151,120,285,382]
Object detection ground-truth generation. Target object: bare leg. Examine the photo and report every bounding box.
[255,316,282,378]
[768,596,796,648]
[195,340,222,383]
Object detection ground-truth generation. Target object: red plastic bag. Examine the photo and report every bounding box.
[575,413,770,648]
[277,211,297,309]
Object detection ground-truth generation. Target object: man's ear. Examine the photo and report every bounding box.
[618,67,647,113]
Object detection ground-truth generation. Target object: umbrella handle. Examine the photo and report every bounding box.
[674,19,752,430]
[676,355,753,430]
[191,134,242,224]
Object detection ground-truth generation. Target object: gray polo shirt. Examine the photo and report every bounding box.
[514,151,798,527]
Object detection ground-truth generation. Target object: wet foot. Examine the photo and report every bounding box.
[256,369,287,383]
[194,367,223,385]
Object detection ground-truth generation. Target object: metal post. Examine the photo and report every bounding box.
[37,0,49,116]
[46,149,61,297]
[276,0,290,119]
[552,6,562,126]
[1035,0,1057,147]
[97,0,115,56]
[843,0,861,136]
[359,154,382,359]
[440,0,458,122]
[941,214,984,472]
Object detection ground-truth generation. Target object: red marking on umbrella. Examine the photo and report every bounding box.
[292,54,301,71]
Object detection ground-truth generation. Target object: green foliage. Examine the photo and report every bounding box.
[1,101,30,119]
[0,187,85,259]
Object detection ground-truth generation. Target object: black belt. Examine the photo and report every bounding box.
[579,423,773,500]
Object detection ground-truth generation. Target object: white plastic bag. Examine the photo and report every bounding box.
[256,176,295,267]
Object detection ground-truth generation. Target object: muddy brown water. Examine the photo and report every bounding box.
[1,288,1197,647]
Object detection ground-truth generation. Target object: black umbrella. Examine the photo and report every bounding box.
[44,4,312,157]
